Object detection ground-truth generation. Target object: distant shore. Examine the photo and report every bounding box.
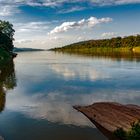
[50,35,140,54]
[13,47,45,52]
[51,46,140,54]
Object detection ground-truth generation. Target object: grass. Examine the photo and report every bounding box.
[53,46,139,53]
[132,47,140,53]
[52,44,140,54]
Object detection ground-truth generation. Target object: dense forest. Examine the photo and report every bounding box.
[51,35,140,53]
[0,20,15,61]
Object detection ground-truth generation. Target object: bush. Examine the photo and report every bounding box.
[114,121,140,140]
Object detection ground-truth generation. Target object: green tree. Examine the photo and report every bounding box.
[0,20,15,40]
[0,20,15,52]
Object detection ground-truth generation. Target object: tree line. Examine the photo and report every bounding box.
[52,35,140,51]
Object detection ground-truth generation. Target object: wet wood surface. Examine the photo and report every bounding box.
[74,102,140,140]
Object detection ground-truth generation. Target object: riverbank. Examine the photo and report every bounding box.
[51,46,140,54]
[50,35,140,54]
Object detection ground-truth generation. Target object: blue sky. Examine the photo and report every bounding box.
[0,0,140,49]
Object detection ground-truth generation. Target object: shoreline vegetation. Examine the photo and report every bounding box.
[50,35,140,54]
[0,20,16,63]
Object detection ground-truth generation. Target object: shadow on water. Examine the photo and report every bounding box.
[53,51,140,62]
[0,60,16,113]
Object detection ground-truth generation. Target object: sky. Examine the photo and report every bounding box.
[0,0,140,49]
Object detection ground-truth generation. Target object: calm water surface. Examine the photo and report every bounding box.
[0,51,140,140]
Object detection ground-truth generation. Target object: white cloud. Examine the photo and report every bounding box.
[87,17,112,27]
[0,5,20,16]
[77,36,85,41]
[115,0,140,5]
[14,35,75,49]
[0,0,140,16]
[12,21,52,46]
[101,32,117,37]
[19,0,140,6]
[48,16,112,35]
[49,36,63,40]
[89,0,140,6]
[14,39,33,44]
[15,22,49,33]
[58,6,86,14]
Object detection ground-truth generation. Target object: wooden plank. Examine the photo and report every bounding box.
[74,102,140,140]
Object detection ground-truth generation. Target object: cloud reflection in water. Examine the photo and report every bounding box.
[6,89,140,127]
[5,51,140,128]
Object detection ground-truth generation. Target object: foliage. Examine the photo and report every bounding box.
[114,121,140,140]
[0,20,15,52]
[51,35,140,53]
[0,20,15,40]
[114,128,127,140]
[128,121,140,140]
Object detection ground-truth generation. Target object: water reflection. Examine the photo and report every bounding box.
[0,60,16,112]
[0,91,5,112]
[6,90,140,127]
[54,51,140,62]
[6,51,140,126]
[50,63,109,81]
[1,51,140,140]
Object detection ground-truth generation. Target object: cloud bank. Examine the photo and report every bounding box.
[48,17,112,34]
[101,32,117,37]
[0,0,140,16]
[0,5,19,16]
[90,0,140,6]
[15,22,49,33]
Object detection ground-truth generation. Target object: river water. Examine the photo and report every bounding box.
[0,51,140,140]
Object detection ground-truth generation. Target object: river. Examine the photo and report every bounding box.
[0,51,140,140]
